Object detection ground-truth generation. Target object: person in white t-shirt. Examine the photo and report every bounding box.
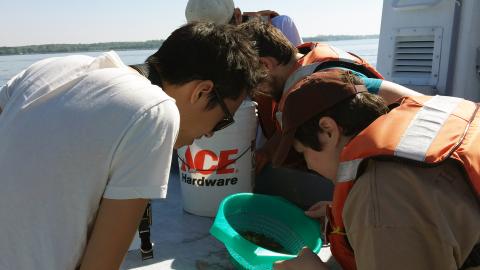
[0,22,266,270]
[185,0,303,46]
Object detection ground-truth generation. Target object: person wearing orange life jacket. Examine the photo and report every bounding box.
[271,69,480,270]
[239,19,421,162]
[238,20,422,209]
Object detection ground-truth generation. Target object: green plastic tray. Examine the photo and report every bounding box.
[210,193,322,270]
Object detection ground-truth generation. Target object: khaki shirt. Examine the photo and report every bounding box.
[343,159,480,270]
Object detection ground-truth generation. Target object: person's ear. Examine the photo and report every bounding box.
[259,57,278,72]
[318,116,340,145]
[190,80,214,105]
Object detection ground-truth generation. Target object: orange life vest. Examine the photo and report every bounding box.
[327,95,480,270]
[257,42,383,139]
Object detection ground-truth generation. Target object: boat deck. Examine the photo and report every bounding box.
[120,169,339,270]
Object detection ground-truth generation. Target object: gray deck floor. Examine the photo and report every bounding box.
[121,171,338,270]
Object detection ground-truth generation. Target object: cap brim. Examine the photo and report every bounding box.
[272,129,296,168]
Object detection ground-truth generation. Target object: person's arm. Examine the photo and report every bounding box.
[0,71,23,114]
[79,198,148,270]
[0,84,9,114]
[348,226,458,270]
[377,80,423,104]
[79,100,179,269]
[344,160,468,270]
[0,84,4,113]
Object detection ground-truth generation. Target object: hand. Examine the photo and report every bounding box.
[79,199,149,270]
[274,247,329,270]
[305,201,331,238]
[305,201,331,220]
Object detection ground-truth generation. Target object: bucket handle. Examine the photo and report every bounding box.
[177,145,253,173]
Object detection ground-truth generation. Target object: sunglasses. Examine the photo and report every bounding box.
[211,88,235,132]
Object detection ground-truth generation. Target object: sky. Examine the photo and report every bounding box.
[0,0,383,47]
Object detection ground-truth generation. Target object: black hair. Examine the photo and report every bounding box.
[146,22,267,109]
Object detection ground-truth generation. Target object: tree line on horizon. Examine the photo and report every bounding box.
[0,40,164,56]
[0,34,379,56]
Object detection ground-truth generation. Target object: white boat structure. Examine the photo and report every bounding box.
[377,0,479,99]
[121,0,480,269]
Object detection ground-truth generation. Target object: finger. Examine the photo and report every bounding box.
[305,202,331,218]
[304,209,325,219]
[299,246,313,256]
[307,201,331,211]
[305,212,325,221]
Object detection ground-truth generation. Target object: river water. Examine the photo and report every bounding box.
[0,39,379,86]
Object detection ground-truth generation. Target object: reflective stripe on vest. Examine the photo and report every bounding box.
[338,96,464,180]
[283,62,321,94]
[395,96,463,161]
[330,45,358,63]
[282,48,362,96]
[337,159,363,183]
[276,62,322,130]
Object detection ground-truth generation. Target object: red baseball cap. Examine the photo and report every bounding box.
[272,69,368,167]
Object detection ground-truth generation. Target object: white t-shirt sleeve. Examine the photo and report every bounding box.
[103,99,180,199]
[0,57,66,111]
[0,85,8,112]
[271,15,303,47]
[0,69,27,111]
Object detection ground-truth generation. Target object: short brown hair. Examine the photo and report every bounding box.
[273,70,390,167]
[238,18,297,65]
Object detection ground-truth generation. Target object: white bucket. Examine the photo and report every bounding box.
[177,100,257,217]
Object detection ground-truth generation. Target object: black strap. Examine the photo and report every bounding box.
[138,201,153,260]
[460,243,480,270]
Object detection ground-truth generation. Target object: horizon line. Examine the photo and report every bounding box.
[0,34,380,48]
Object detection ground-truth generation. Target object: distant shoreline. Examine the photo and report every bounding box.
[0,41,163,56]
[303,34,378,42]
[0,35,379,56]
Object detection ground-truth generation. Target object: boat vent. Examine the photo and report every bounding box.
[387,27,443,86]
[393,35,435,83]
